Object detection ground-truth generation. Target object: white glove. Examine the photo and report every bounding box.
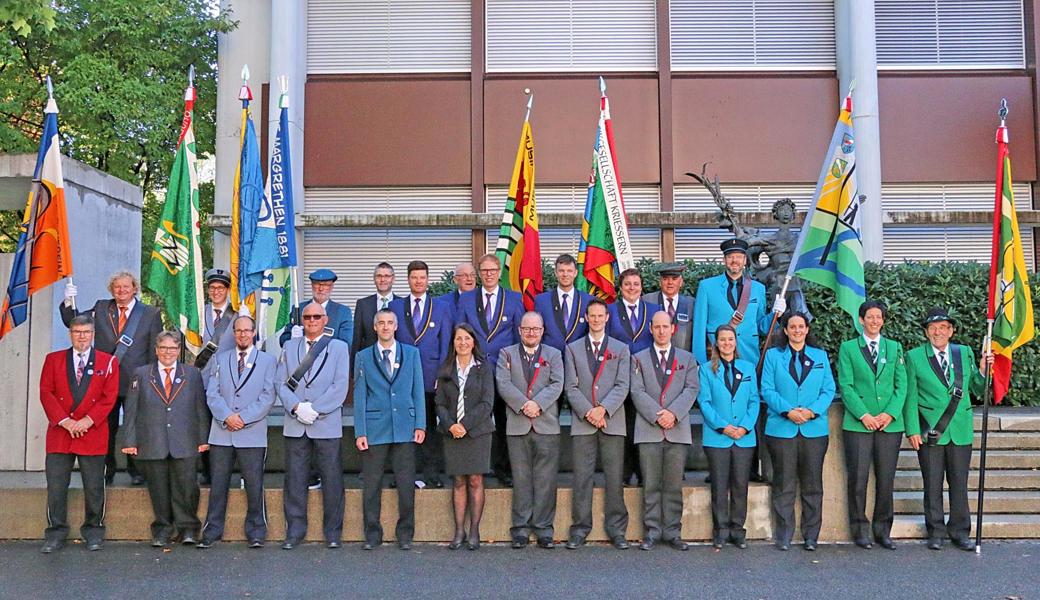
[291,325,304,339]
[295,402,319,425]
[64,282,78,307]
[772,294,787,315]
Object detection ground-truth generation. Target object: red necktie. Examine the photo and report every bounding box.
[118,306,128,333]
[164,367,174,397]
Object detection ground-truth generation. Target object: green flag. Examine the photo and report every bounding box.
[147,81,204,354]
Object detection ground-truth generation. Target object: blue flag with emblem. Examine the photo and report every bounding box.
[236,107,268,303]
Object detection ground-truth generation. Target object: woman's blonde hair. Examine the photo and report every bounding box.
[710,324,740,374]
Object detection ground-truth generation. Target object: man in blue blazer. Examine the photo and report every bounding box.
[278,269,354,347]
[607,268,661,486]
[533,254,591,355]
[390,260,454,488]
[438,261,478,322]
[354,309,426,550]
[457,253,526,485]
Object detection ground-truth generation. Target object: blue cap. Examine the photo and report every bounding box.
[308,269,338,283]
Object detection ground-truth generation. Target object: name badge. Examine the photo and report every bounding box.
[677,313,690,323]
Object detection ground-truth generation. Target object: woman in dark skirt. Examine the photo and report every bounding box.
[435,323,495,550]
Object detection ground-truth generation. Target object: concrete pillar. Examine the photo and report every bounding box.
[214,0,271,270]
[835,0,884,263]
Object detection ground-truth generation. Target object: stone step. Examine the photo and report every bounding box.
[890,513,1040,539]
[894,469,1040,491]
[900,432,1040,451]
[893,490,1040,514]
[897,449,1040,470]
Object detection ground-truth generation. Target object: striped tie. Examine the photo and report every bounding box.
[163,367,174,397]
[238,351,246,375]
[939,350,949,382]
[869,340,878,364]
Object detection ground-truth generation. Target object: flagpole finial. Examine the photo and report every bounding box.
[847,79,856,96]
[999,98,1009,125]
[599,76,607,96]
[46,75,53,99]
[524,90,533,121]
[279,75,289,94]
[188,65,195,88]
[241,64,250,82]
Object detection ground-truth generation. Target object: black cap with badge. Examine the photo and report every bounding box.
[720,238,749,256]
[921,307,956,328]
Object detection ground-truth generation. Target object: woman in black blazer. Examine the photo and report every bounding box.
[435,323,495,550]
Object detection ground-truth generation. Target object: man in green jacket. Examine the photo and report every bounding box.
[904,307,991,551]
[837,300,907,551]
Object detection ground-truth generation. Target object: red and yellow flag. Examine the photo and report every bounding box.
[495,111,542,310]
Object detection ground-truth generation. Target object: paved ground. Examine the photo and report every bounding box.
[1,540,1036,599]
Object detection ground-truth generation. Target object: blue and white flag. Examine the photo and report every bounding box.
[236,111,267,302]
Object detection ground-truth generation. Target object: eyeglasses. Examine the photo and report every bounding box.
[70,330,93,336]
[157,346,180,351]
[519,327,543,333]
[233,329,255,334]
[302,315,324,321]
[455,272,476,278]
[479,268,500,274]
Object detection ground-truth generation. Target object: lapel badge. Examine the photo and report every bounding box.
[86,369,94,375]
[804,360,811,367]
[880,358,887,364]
[502,316,508,322]
[579,317,586,323]
[665,369,672,375]
[175,378,182,384]
[430,321,436,327]
[735,373,742,380]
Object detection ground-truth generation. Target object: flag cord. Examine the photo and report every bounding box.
[974,319,995,554]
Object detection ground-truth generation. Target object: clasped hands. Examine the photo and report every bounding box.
[293,402,319,425]
[721,424,748,440]
[60,416,93,438]
[859,412,894,431]
[521,400,541,419]
[656,409,677,430]
[785,407,815,425]
[584,405,607,429]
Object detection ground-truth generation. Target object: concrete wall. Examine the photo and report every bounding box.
[0,154,142,470]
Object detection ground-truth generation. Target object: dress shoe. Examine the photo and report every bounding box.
[131,474,146,486]
[625,474,641,488]
[953,538,975,552]
[877,537,896,550]
[104,472,115,485]
[180,534,198,546]
[776,541,790,551]
[494,471,513,487]
[803,540,817,552]
[854,537,873,550]
[398,541,413,551]
[565,537,585,550]
[86,541,103,552]
[927,538,943,551]
[712,538,724,550]
[730,536,748,550]
[612,537,629,550]
[750,472,766,483]
[704,474,712,484]
[327,541,341,549]
[466,539,480,551]
[196,539,215,549]
[537,537,554,549]
[362,541,377,551]
[248,540,264,549]
[281,539,301,550]
[511,537,528,549]
[639,539,655,551]
[152,538,171,548]
[40,540,63,554]
[449,531,465,550]
[668,539,689,551]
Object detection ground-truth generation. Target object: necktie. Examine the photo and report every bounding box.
[118,306,128,333]
[164,367,174,397]
[214,308,222,326]
[381,297,389,310]
[629,304,638,322]
[939,350,949,381]
[382,348,392,376]
[592,340,601,356]
[485,292,494,314]
[724,361,734,391]
[727,280,737,308]
[667,298,676,321]
[660,349,668,374]
[238,350,247,375]
[76,354,85,384]
[413,298,423,329]
[456,367,467,423]
[869,340,878,364]
[561,293,570,330]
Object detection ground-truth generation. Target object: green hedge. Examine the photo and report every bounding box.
[432,260,1039,406]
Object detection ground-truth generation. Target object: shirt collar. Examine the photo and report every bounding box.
[653,343,672,356]
[377,293,394,305]
[588,332,606,344]
[157,360,178,373]
[864,333,881,345]
[211,302,229,314]
[482,285,499,297]
[117,297,137,313]
[932,344,950,356]
[557,287,574,304]
[410,293,427,305]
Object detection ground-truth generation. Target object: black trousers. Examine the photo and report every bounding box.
[283,436,344,543]
[917,442,972,542]
[765,434,829,544]
[507,432,560,540]
[570,432,628,541]
[491,387,511,478]
[137,456,200,540]
[44,453,106,544]
[622,396,642,483]
[843,429,902,541]
[639,441,689,542]
[200,445,267,543]
[106,394,139,478]
[360,442,416,544]
[751,404,772,480]
[705,445,755,542]
[416,391,443,483]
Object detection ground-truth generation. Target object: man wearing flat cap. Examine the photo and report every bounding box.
[903,307,991,551]
[279,269,354,346]
[644,262,694,353]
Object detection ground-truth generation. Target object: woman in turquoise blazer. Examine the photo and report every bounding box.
[697,324,759,550]
[760,311,836,551]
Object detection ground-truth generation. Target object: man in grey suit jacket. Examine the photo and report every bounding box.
[630,311,699,551]
[276,303,351,549]
[121,331,209,546]
[564,299,631,550]
[199,316,277,549]
[351,262,399,374]
[199,268,236,375]
[643,262,694,353]
[496,311,565,549]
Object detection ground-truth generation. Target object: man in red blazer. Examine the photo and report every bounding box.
[39,315,119,553]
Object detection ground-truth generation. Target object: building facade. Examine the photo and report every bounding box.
[215,0,1040,305]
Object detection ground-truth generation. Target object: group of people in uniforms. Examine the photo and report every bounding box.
[38,238,992,555]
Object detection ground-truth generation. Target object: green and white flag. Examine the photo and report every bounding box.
[147,77,204,354]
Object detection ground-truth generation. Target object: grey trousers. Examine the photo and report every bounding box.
[638,440,689,542]
[917,442,972,542]
[137,456,201,540]
[766,434,829,544]
[200,445,267,543]
[507,432,560,539]
[569,431,628,540]
[283,436,344,543]
[705,445,755,542]
[45,453,106,544]
[360,442,416,544]
[843,429,902,541]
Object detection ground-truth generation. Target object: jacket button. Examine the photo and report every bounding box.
[167,424,171,428]
[167,408,172,412]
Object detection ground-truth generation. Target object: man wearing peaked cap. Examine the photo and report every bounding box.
[278,269,354,347]
[644,262,694,353]
[195,267,237,486]
[903,307,992,551]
